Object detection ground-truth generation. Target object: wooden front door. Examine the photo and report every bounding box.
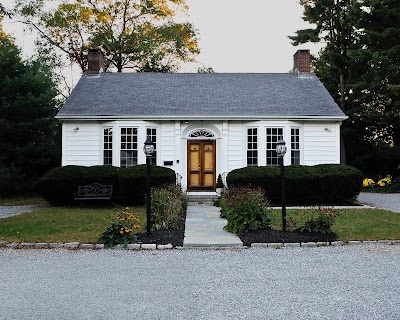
[187,140,216,190]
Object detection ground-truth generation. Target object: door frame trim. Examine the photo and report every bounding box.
[187,140,216,191]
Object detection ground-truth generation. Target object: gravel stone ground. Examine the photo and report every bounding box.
[0,245,399,320]
[357,192,400,213]
[0,206,36,219]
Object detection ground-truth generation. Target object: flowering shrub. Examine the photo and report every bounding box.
[363,178,375,188]
[297,206,338,235]
[221,186,271,234]
[151,184,187,230]
[99,207,140,248]
[377,176,392,187]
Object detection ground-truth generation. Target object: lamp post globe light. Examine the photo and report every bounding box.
[276,138,287,232]
[144,136,155,235]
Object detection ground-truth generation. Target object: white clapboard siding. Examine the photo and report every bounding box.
[303,124,339,165]
[160,123,175,161]
[227,123,244,171]
[63,123,100,166]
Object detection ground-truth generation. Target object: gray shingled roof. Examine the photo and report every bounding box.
[56,73,347,120]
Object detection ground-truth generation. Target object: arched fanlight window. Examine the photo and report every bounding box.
[188,129,215,138]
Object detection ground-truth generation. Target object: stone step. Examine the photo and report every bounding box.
[187,192,219,205]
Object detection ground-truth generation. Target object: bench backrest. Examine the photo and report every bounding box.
[77,183,113,197]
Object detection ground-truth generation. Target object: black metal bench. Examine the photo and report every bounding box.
[74,183,113,202]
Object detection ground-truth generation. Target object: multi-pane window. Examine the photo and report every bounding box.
[120,127,138,167]
[247,128,258,166]
[103,128,113,165]
[146,128,157,165]
[266,127,283,166]
[291,128,300,165]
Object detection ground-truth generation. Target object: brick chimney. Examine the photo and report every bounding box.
[293,49,311,75]
[86,49,105,74]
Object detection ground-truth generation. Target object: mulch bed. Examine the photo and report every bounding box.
[137,227,336,248]
[137,229,185,247]
[237,229,336,247]
[136,204,337,247]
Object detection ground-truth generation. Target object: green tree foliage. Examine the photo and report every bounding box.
[292,0,400,178]
[289,0,356,110]
[0,22,60,194]
[348,0,400,177]
[15,0,200,72]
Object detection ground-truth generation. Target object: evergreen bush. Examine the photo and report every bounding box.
[39,165,120,204]
[313,164,363,202]
[38,166,86,205]
[226,164,363,204]
[118,165,176,204]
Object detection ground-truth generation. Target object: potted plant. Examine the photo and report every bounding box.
[216,174,224,196]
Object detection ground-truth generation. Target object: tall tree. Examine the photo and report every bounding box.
[289,0,356,111]
[292,0,400,177]
[15,0,200,72]
[0,20,60,194]
[290,0,357,164]
[348,0,400,177]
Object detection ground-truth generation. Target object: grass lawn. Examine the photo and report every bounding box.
[0,206,146,243]
[1,204,400,244]
[270,208,400,241]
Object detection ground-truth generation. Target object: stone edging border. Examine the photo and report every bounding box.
[0,240,171,250]
[250,239,400,248]
[1,239,400,250]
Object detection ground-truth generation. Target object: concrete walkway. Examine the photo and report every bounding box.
[183,205,243,247]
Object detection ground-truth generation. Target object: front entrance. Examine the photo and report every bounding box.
[187,140,216,191]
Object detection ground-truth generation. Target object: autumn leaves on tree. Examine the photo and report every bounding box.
[15,0,200,72]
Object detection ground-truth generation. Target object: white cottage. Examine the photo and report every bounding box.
[56,49,347,191]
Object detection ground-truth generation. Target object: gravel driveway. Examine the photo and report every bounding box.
[0,245,399,320]
[357,192,400,213]
[0,206,36,219]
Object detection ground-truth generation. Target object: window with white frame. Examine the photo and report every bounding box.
[120,127,138,167]
[247,128,258,166]
[103,128,113,165]
[146,128,157,165]
[291,128,300,165]
[266,127,283,166]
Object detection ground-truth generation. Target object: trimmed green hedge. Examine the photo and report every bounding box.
[39,165,120,205]
[39,165,175,205]
[226,164,363,204]
[118,165,176,204]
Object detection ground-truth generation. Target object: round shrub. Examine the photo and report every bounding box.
[226,166,280,201]
[312,164,363,202]
[118,165,176,204]
[80,165,120,186]
[285,165,319,204]
[38,166,85,205]
[39,165,120,205]
[226,164,363,205]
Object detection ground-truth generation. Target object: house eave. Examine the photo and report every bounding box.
[55,114,348,122]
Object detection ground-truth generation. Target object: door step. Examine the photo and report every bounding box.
[187,192,220,206]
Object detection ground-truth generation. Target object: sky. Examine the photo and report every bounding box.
[2,0,322,78]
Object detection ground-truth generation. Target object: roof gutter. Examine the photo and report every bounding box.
[55,114,348,121]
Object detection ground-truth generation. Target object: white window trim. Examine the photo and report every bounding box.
[246,126,259,167]
[290,126,302,165]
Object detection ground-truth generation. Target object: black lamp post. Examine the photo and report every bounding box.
[276,138,287,232]
[143,136,155,235]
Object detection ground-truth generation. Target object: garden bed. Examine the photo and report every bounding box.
[237,229,336,247]
[136,228,336,248]
[137,229,185,247]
